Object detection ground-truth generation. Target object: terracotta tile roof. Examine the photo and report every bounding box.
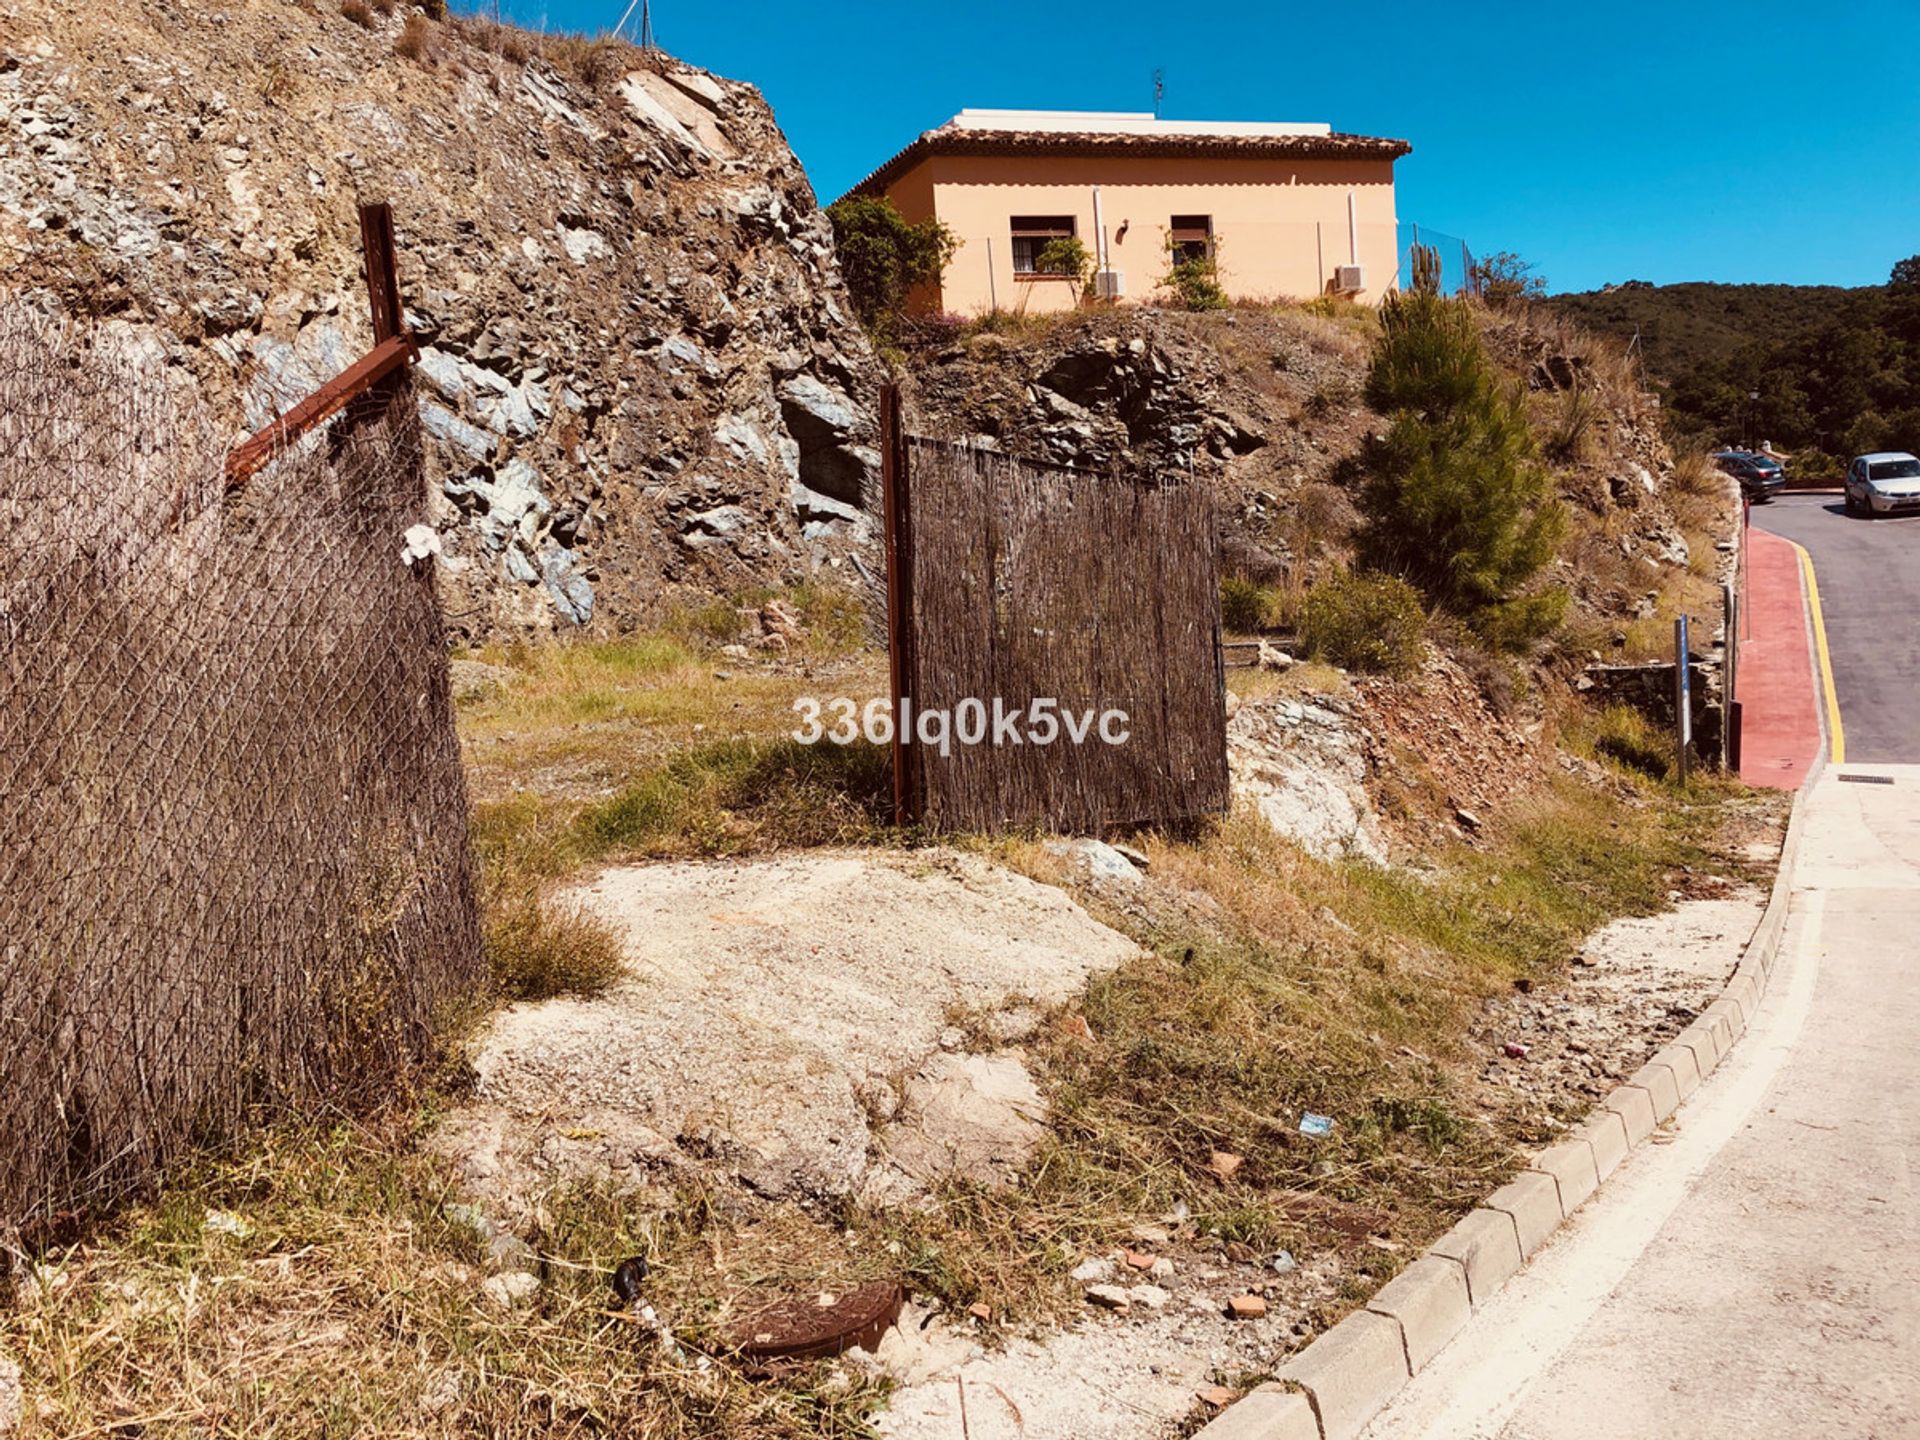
[842,123,1411,201]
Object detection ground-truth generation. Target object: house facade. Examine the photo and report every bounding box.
[843,110,1411,314]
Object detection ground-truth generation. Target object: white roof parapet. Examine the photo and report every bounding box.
[948,108,1333,138]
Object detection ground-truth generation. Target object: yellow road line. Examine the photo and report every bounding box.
[1790,540,1845,765]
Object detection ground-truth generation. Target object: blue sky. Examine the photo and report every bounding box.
[477,0,1920,294]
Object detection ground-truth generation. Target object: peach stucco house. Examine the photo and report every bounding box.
[843,109,1412,314]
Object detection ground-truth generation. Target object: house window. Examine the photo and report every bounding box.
[1010,215,1077,275]
[1169,214,1213,264]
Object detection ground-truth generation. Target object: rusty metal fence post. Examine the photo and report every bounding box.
[225,202,416,487]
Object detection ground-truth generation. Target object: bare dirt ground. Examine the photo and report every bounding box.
[427,825,1774,1440]
[433,849,1141,1216]
[1467,883,1766,1137]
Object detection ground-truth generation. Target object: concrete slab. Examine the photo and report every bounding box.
[1704,997,1745,1044]
[1652,1042,1703,1100]
[1529,1136,1601,1215]
[1575,1108,1631,1181]
[1674,1022,1722,1079]
[1626,1062,1681,1121]
[1428,1209,1523,1305]
[1484,1172,1564,1257]
[1602,1084,1659,1144]
[1193,1382,1320,1440]
[1279,1309,1410,1440]
[1367,1256,1472,1374]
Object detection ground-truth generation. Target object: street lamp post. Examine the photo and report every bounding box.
[1747,389,1760,451]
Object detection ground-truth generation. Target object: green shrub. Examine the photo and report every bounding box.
[1471,589,1570,652]
[1219,577,1282,633]
[1469,250,1547,305]
[825,196,959,336]
[1359,250,1566,644]
[1034,236,1093,289]
[1299,571,1426,675]
[1159,235,1229,311]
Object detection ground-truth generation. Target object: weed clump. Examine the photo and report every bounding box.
[393,13,437,61]
[484,886,626,1000]
[339,0,374,27]
[1220,576,1284,634]
[578,737,892,858]
[1589,702,1674,782]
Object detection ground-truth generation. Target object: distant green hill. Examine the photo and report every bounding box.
[1545,281,1875,381]
[1543,278,1914,474]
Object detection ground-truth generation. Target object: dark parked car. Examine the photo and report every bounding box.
[1712,449,1786,502]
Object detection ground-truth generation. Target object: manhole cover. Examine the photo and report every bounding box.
[728,1278,904,1371]
[1838,774,1894,785]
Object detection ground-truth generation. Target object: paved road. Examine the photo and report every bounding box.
[1360,766,1920,1439]
[1752,493,1920,764]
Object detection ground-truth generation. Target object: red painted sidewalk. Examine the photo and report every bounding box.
[1736,529,1823,790]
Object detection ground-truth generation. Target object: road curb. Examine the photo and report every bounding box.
[1194,756,1822,1440]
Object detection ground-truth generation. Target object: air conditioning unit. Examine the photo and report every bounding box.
[1094,269,1126,300]
[1335,264,1366,294]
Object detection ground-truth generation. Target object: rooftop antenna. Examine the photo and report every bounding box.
[1152,68,1165,118]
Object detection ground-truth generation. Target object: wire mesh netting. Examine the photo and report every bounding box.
[0,306,481,1228]
[895,436,1230,833]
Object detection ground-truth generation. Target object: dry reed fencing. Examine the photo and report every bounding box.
[0,305,480,1230]
[884,396,1229,833]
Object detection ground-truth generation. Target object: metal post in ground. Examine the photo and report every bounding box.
[1722,581,1738,770]
[1675,614,1692,785]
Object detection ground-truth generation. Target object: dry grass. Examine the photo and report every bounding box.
[6,605,1767,1430]
[339,0,374,29]
[393,13,440,64]
[457,594,892,1009]
[1,1115,890,1439]
[887,766,1745,1324]
[483,886,626,1001]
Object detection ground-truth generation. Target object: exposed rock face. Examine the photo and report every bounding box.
[1228,691,1388,864]
[0,1,881,638]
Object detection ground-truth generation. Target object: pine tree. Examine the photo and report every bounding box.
[1360,253,1566,643]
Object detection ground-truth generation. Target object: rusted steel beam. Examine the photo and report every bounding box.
[225,201,414,489]
[359,201,404,345]
[224,334,412,488]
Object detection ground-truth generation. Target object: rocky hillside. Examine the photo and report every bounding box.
[0,0,879,638]
[902,304,1703,625]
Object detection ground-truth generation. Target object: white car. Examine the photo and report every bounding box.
[1844,451,1920,517]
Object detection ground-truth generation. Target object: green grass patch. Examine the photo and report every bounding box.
[576,737,893,860]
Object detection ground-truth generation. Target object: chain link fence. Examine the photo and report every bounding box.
[0,306,480,1229]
